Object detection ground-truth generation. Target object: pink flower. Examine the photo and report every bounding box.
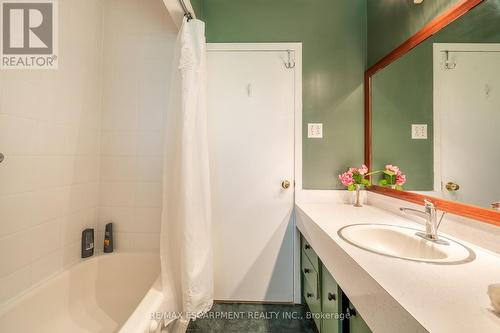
[338,171,354,186]
[385,164,400,175]
[339,165,372,188]
[396,174,406,186]
[358,164,368,175]
[384,164,406,187]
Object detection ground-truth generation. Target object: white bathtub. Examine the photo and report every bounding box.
[0,252,164,333]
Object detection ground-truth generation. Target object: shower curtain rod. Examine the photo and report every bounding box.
[179,0,193,20]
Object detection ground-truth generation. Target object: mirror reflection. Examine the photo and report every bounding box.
[371,0,500,209]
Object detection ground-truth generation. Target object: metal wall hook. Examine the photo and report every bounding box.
[285,50,295,69]
[485,83,491,98]
[444,51,456,70]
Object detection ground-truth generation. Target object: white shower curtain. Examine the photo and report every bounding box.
[160,17,213,332]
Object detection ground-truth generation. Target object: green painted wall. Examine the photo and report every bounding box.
[191,0,203,20]
[367,0,459,66]
[371,0,500,190]
[194,0,367,189]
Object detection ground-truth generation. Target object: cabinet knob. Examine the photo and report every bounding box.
[0,153,4,164]
[304,244,311,250]
[347,307,357,317]
[327,292,336,301]
[304,268,311,274]
[306,292,313,298]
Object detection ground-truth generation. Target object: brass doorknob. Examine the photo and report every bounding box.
[281,180,291,189]
[445,182,460,192]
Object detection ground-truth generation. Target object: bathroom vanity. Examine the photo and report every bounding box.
[296,200,500,333]
[301,232,371,333]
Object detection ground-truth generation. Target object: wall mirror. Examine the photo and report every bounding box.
[365,0,500,226]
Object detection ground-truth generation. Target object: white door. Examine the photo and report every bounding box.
[207,46,295,302]
[435,45,500,208]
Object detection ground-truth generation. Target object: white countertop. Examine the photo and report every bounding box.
[296,201,500,333]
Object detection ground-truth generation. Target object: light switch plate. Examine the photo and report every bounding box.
[412,124,428,139]
[308,123,323,138]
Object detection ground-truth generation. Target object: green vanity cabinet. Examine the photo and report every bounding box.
[304,277,322,330]
[302,247,319,296]
[302,236,319,272]
[300,234,372,333]
[347,302,372,333]
[321,264,343,333]
[301,237,322,330]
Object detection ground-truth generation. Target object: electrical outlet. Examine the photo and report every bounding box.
[308,123,323,138]
[412,124,428,139]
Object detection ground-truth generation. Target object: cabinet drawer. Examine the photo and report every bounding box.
[321,265,341,333]
[304,278,321,332]
[301,250,319,298]
[301,236,319,272]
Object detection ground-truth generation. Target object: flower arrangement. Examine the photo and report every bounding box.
[338,164,407,192]
[378,164,406,190]
[338,164,371,191]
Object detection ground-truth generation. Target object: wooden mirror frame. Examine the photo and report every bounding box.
[364,0,500,227]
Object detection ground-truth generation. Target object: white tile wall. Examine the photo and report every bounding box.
[98,0,176,251]
[0,0,176,307]
[0,0,104,305]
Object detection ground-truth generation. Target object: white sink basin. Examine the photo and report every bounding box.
[338,224,474,264]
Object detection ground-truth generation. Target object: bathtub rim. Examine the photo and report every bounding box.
[0,250,159,316]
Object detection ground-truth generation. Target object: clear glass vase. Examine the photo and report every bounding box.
[353,184,363,207]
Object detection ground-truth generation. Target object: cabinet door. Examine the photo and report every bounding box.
[301,235,319,272]
[304,278,321,332]
[348,302,372,333]
[321,266,341,333]
[302,248,319,298]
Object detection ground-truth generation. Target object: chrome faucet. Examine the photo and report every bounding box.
[400,199,445,242]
